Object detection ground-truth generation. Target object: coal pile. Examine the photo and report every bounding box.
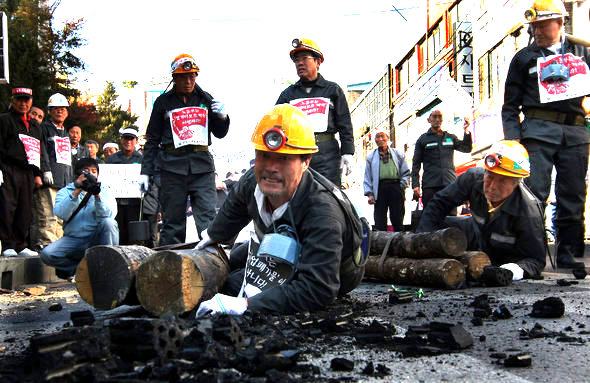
[391,321,473,357]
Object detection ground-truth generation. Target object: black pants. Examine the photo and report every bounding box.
[522,138,589,258]
[159,170,216,245]
[310,138,341,187]
[373,181,404,232]
[0,163,34,251]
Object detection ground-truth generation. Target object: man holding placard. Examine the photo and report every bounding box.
[0,87,43,256]
[276,38,354,187]
[142,53,230,245]
[501,0,590,268]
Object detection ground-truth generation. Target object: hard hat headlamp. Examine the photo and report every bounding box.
[524,8,537,21]
[182,61,198,71]
[541,63,570,82]
[292,39,301,48]
[263,127,287,151]
[484,153,501,169]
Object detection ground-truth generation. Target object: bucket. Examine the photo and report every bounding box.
[128,191,150,242]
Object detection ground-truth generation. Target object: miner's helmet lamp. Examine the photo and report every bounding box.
[540,62,570,82]
[483,140,530,178]
[171,53,200,75]
[524,0,568,23]
[251,104,318,155]
[290,38,324,63]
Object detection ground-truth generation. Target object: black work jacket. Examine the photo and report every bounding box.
[502,38,590,144]
[142,87,230,176]
[106,150,143,165]
[417,168,546,277]
[276,74,354,155]
[0,110,42,176]
[208,168,357,314]
[411,128,472,189]
[40,120,72,188]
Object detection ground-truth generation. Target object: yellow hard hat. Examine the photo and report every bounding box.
[524,0,568,23]
[483,140,530,178]
[251,104,319,155]
[171,54,200,75]
[290,38,324,63]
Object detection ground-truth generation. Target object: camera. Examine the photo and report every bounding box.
[77,171,101,195]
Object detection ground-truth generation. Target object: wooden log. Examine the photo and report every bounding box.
[457,251,492,281]
[369,228,467,259]
[75,245,155,310]
[364,256,465,289]
[135,246,230,316]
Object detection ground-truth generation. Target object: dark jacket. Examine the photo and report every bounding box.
[106,150,143,165]
[417,167,546,277]
[0,110,42,176]
[70,144,90,170]
[276,74,354,155]
[141,87,230,176]
[40,120,72,188]
[208,168,361,314]
[502,37,590,145]
[411,129,472,189]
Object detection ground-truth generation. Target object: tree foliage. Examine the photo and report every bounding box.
[0,0,84,110]
[93,81,137,144]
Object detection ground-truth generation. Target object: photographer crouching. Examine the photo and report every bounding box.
[40,158,119,280]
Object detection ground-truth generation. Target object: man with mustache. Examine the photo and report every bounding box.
[417,140,546,280]
[276,38,354,187]
[141,53,229,245]
[502,0,590,268]
[195,104,366,315]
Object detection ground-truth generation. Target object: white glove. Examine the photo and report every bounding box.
[0,170,3,187]
[500,263,524,281]
[196,293,248,318]
[211,100,227,119]
[340,154,354,176]
[195,229,216,251]
[139,175,150,192]
[42,171,54,185]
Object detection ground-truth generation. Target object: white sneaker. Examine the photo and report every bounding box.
[18,248,38,257]
[2,249,18,257]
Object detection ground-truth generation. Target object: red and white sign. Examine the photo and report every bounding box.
[537,53,590,103]
[53,136,71,165]
[18,134,41,169]
[169,106,208,148]
[290,97,330,133]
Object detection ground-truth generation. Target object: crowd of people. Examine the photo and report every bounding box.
[0,0,588,315]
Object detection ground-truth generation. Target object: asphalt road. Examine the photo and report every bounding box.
[1,263,588,382]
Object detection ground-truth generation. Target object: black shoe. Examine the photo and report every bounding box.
[480,266,513,287]
[55,269,74,281]
[556,254,585,269]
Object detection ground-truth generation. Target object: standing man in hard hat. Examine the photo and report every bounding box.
[33,93,72,251]
[502,0,590,268]
[411,110,472,211]
[276,38,354,187]
[195,104,367,316]
[363,127,410,232]
[142,54,230,245]
[417,140,546,280]
[0,87,43,256]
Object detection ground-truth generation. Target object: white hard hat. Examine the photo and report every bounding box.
[47,93,69,107]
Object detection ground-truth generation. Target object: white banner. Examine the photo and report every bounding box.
[290,97,330,133]
[98,164,143,198]
[18,134,41,169]
[537,53,590,103]
[169,106,208,148]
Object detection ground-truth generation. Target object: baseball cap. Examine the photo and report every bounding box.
[12,87,33,98]
[119,126,139,138]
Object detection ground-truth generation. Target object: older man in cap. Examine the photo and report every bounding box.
[106,126,148,245]
[276,38,354,187]
[102,142,119,160]
[363,128,410,232]
[0,87,43,256]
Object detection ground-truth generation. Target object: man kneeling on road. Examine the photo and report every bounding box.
[40,158,118,280]
[417,140,546,280]
[195,104,367,316]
